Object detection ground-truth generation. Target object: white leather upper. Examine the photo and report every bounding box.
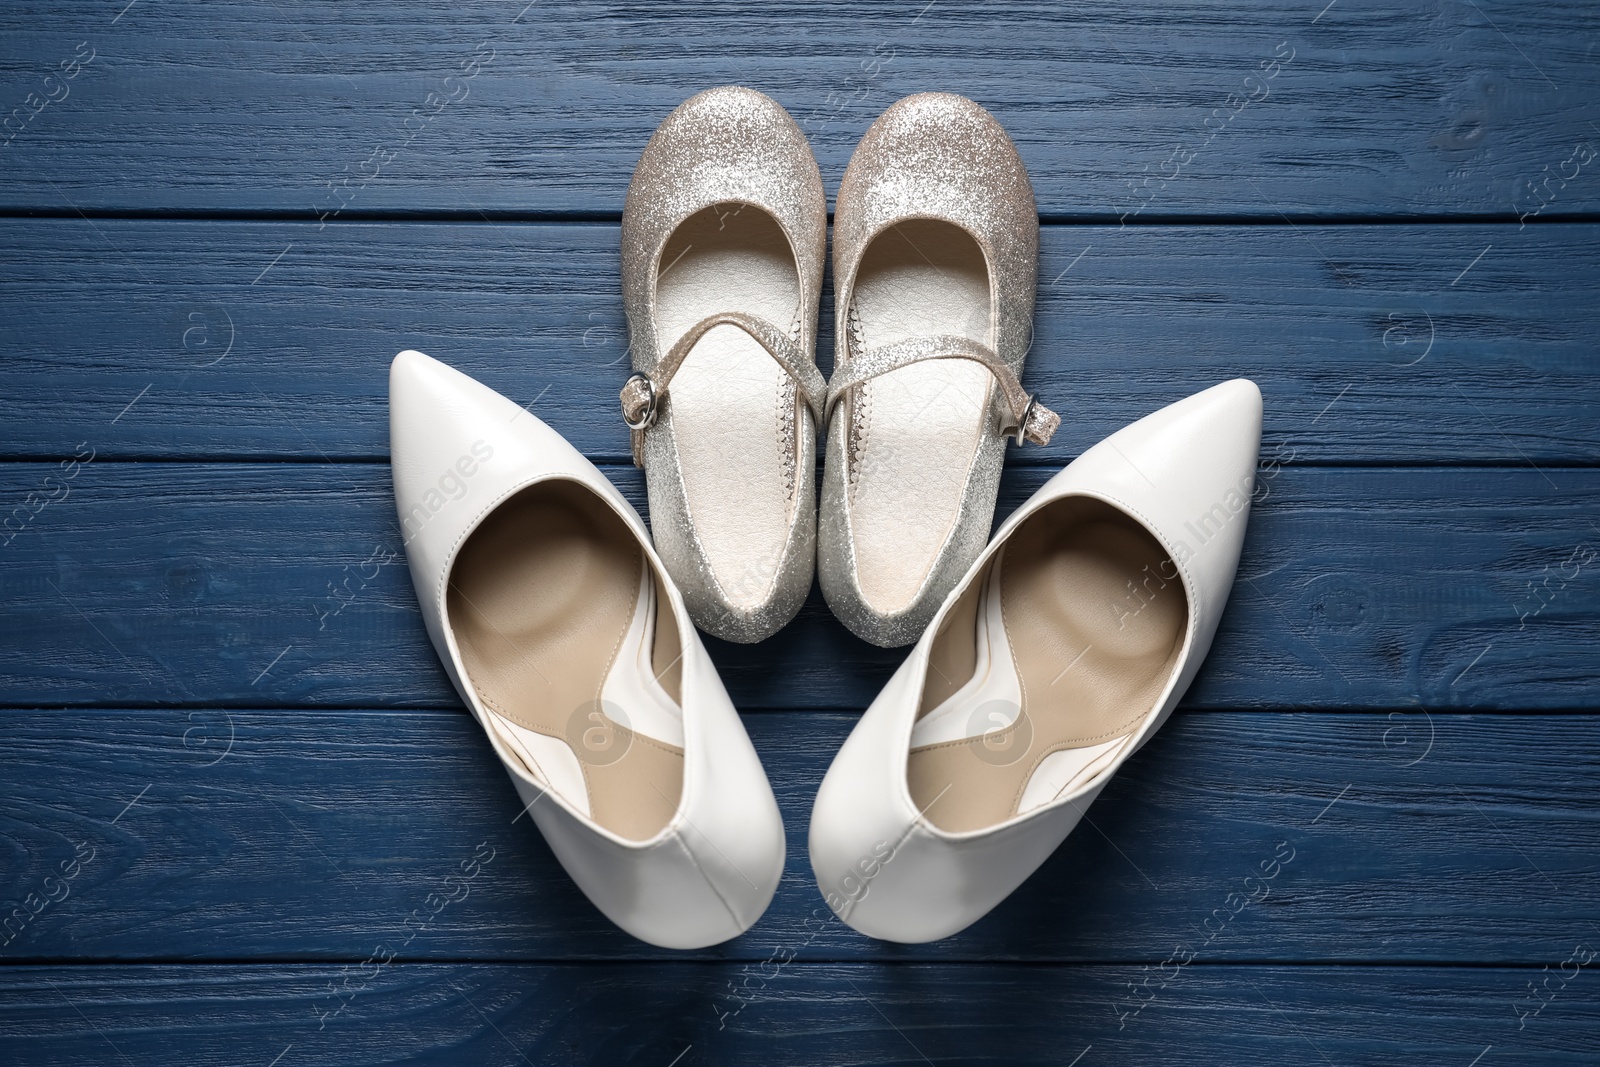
[808,379,1263,942]
[389,349,785,949]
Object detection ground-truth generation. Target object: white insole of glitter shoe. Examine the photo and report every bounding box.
[847,219,994,617]
[654,205,802,610]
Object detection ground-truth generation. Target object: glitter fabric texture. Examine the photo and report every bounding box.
[620,86,826,644]
[819,92,1043,648]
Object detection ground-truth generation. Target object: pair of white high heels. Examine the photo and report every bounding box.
[389,89,1262,948]
[391,354,1259,947]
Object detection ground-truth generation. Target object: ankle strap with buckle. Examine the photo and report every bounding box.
[620,311,827,467]
[825,334,1059,446]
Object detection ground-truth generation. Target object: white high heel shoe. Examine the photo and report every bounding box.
[390,349,785,949]
[808,380,1262,942]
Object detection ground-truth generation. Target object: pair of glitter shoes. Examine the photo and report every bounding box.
[624,87,1055,649]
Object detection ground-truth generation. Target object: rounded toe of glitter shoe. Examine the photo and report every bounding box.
[620,87,827,644]
[390,349,785,949]
[810,380,1261,942]
[818,92,1055,649]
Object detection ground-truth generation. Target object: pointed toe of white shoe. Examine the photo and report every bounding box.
[390,350,785,949]
[809,380,1263,942]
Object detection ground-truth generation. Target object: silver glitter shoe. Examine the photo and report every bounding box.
[819,93,1058,648]
[620,87,827,644]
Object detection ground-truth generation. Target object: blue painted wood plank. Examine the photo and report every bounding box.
[1,220,1596,463]
[1,1,1597,219]
[0,463,1593,711]
[1,708,1596,964]
[1,1,1593,1056]
[1,961,1595,1065]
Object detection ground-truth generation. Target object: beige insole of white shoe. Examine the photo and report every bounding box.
[446,480,685,842]
[847,219,995,616]
[908,498,1188,834]
[655,204,802,610]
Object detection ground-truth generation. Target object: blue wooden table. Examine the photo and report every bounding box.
[3,2,1598,1063]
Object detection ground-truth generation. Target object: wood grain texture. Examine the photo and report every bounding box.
[2,1,1598,220]
[2,961,1596,1066]
[3,707,1597,965]
[3,0,1599,1059]
[1,462,1594,711]
[1,220,1597,464]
